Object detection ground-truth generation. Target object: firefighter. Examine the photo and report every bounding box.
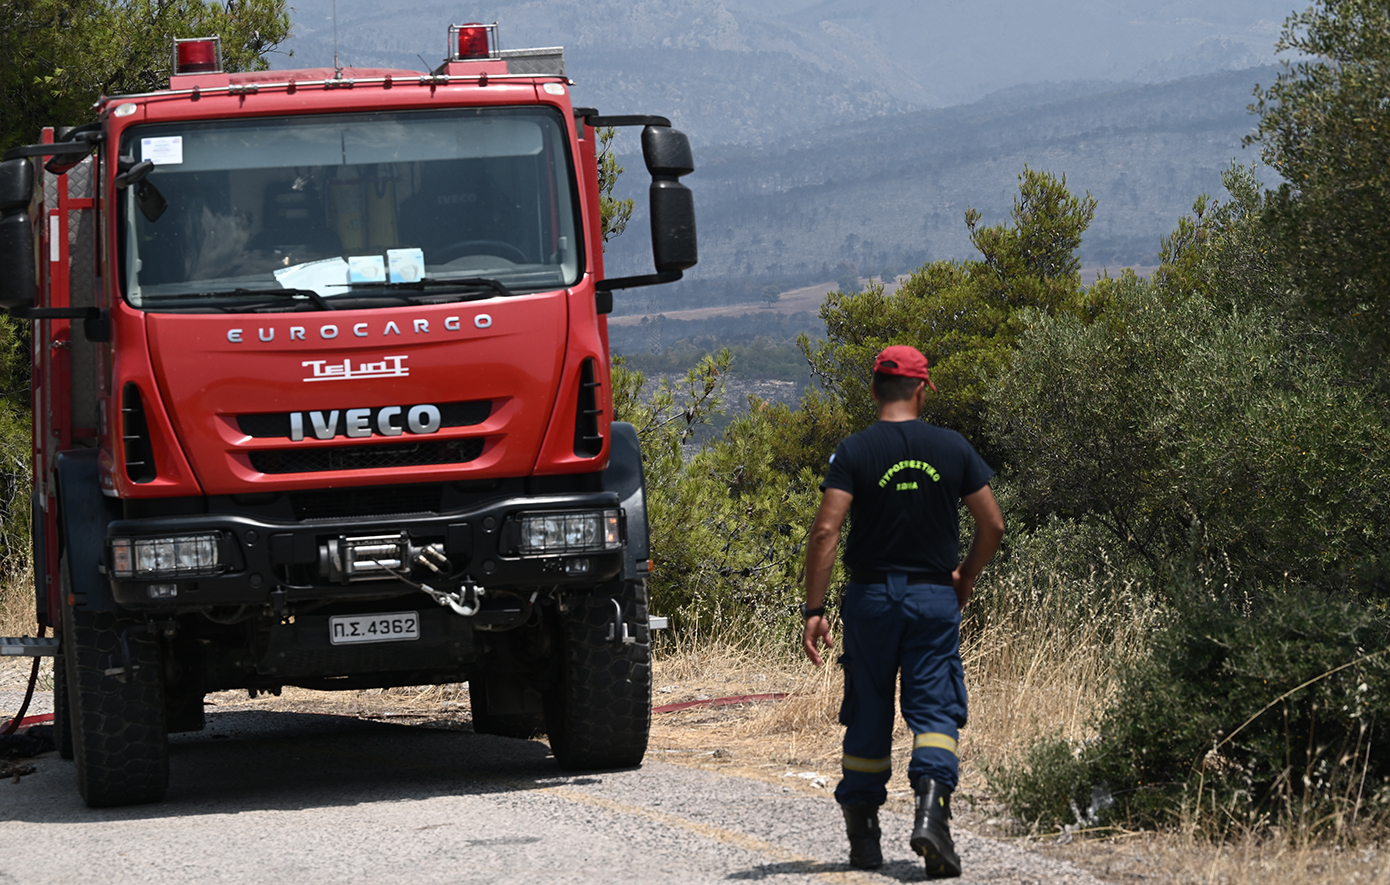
[801,345,1004,877]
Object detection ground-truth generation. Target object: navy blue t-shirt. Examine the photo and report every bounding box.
[821,420,994,577]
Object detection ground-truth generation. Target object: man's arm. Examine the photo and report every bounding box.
[803,487,852,666]
[953,484,1005,610]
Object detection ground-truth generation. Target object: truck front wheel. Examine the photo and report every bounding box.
[544,579,652,769]
[60,558,169,807]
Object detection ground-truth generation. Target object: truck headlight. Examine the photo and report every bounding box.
[517,510,620,555]
[109,533,224,579]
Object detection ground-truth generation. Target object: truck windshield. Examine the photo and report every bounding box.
[118,107,582,312]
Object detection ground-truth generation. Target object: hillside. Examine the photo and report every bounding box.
[274,0,1292,145]
[272,2,1287,314]
[603,67,1278,287]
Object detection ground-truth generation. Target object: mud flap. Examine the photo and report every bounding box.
[56,450,120,612]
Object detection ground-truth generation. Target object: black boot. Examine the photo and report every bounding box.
[840,802,883,869]
[910,779,961,878]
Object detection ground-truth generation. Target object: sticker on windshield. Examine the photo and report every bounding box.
[275,257,349,293]
[141,136,184,165]
[387,248,426,283]
[349,255,387,283]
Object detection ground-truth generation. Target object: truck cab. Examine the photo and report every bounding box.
[0,25,696,808]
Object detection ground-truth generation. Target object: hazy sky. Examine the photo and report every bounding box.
[278,0,1299,106]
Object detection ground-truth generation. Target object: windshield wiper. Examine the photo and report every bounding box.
[343,277,513,299]
[144,287,335,311]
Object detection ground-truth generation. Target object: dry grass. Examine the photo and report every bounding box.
[960,567,1154,776]
[0,565,35,638]
[1038,827,1390,884]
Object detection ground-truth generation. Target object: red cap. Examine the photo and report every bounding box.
[873,345,937,392]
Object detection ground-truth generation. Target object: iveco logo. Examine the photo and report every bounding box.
[289,404,443,441]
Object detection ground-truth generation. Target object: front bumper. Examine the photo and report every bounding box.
[105,491,627,611]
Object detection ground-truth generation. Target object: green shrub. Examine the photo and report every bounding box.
[987,735,1095,831]
[989,576,1390,835]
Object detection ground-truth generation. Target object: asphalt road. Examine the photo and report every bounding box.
[1,706,1104,885]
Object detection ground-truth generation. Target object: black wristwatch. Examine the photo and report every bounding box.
[801,603,826,619]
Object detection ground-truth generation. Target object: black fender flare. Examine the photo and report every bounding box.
[55,450,120,611]
[601,422,649,582]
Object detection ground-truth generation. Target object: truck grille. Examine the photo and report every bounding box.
[249,438,485,474]
[289,484,443,520]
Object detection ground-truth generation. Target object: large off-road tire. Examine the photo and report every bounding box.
[52,646,74,760]
[543,579,651,770]
[469,677,546,739]
[61,558,168,808]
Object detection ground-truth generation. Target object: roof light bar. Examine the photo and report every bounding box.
[173,36,223,74]
[448,22,498,61]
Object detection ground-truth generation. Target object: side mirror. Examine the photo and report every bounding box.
[642,126,697,272]
[0,158,37,311]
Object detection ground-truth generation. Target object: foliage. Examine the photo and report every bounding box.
[801,167,1097,457]
[991,577,1390,835]
[618,338,809,383]
[984,163,1390,836]
[0,317,31,629]
[987,167,1390,593]
[0,0,291,153]
[1247,0,1390,363]
[611,352,844,639]
[597,127,633,247]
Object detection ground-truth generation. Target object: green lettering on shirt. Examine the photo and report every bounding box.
[878,459,941,488]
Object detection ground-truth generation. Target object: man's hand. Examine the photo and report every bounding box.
[955,484,1005,611]
[803,615,834,666]
[802,488,851,666]
[951,568,975,612]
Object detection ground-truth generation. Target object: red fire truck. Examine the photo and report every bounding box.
[0,24,695,808]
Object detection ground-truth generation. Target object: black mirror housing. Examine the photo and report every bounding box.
[650,180,697,272]
[0,158,37,310]
[642,126,698,273]
[0,212,37,311]
[641,126,694,177]
[0,157,34,212]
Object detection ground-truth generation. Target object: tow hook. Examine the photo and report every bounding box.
[367,551,485,618]
[606,597,636,646]
[448,580,486,617]
[415,576,485,617]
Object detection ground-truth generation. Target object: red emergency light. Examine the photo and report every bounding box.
[173,36,223,74]
[448,22,497,61]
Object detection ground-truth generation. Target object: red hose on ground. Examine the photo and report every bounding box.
[1,624,47,736]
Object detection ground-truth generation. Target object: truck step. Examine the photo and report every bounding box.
[0,637,60,657]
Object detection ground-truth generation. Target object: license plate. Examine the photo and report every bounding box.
[329,611,420,645]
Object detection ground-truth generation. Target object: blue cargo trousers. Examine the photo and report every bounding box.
[833,574,968,808]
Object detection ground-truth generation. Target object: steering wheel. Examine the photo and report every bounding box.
[432,239,528,265]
